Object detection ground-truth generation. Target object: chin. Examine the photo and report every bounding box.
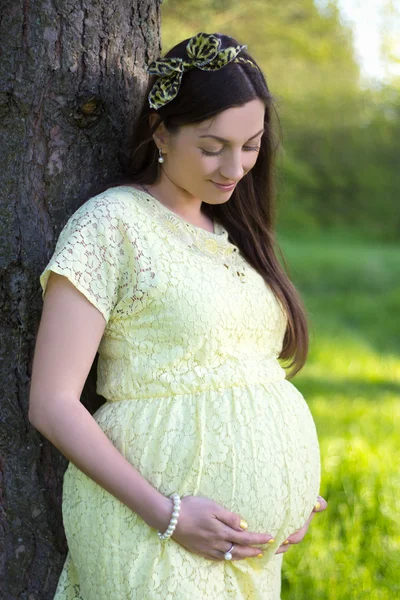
[203,198,231,207]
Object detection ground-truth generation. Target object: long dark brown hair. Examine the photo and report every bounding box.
[93,33,309,379]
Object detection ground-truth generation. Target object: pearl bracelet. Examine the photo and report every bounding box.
[157,493,181,540]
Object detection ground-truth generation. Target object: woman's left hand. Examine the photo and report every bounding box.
[275,495,328,554]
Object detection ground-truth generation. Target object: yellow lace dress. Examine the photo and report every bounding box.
[40,186,321,600]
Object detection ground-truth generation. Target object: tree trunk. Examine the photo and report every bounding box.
[0,1,161,596]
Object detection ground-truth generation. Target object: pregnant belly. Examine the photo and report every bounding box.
[93,380,321,549]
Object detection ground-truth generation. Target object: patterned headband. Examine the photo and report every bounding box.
[146,32,260,110]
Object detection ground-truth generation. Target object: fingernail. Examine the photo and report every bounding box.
[283,540,290,545]
[314,501,321,510]
[267,538,275,544]
[239,519,248,530]
[256,553,263,558]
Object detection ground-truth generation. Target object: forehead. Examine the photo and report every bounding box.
[184,99,265,140]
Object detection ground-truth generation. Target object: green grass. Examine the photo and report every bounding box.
[277,231,400,599]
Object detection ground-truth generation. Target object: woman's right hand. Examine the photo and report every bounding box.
[169,495,274,561]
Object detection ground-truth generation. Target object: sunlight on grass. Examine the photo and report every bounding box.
[281,394,400,599]
[305,334,400,384]
[278,232,400,599]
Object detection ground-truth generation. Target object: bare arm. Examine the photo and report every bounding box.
[29,272,172,532]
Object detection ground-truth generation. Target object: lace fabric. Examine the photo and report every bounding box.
[40,187,321,599]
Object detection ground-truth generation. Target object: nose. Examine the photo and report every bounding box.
[220,150,244,182]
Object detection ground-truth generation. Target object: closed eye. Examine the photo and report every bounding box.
[200,146,260,156]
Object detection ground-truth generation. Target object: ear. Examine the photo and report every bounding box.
[149,113,169,148]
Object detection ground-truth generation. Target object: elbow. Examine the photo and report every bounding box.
[28,406,44,431]
[28,397,38,426]
[28,391,47,431]
[28,405,54,442]
[28,391,79,433]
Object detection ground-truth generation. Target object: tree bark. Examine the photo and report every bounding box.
[0,1,161,596]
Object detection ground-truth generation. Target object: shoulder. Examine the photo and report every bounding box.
[60,186,152,244]
[72,185,147,222]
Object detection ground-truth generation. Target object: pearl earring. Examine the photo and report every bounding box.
[158,149,164,163]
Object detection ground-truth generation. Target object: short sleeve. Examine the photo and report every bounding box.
[40,197,130,324]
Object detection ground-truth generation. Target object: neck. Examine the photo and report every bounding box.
[140,176,215,233]
[145,173,204,221]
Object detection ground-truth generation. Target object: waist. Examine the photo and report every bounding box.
[97,354,287,402]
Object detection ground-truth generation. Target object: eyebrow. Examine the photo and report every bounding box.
[198,128,265,143]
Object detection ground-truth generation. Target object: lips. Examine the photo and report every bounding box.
[211,181,237,191]
[212,181,237,186]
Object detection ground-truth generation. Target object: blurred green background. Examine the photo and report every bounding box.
[161,1,400,597]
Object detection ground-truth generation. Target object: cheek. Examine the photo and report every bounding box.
[199,156,220,175]
[246,153,260,170]
[176,149,210,172]
[185,152,218,177]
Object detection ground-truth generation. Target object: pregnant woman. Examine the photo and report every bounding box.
[29,32,326,599]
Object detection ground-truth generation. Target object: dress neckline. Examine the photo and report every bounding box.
[117,185,227,239]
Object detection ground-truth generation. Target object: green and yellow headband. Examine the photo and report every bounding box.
[146,32,259,110]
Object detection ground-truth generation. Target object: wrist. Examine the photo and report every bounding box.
[157,493,181,540]
[142,491,174,531]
